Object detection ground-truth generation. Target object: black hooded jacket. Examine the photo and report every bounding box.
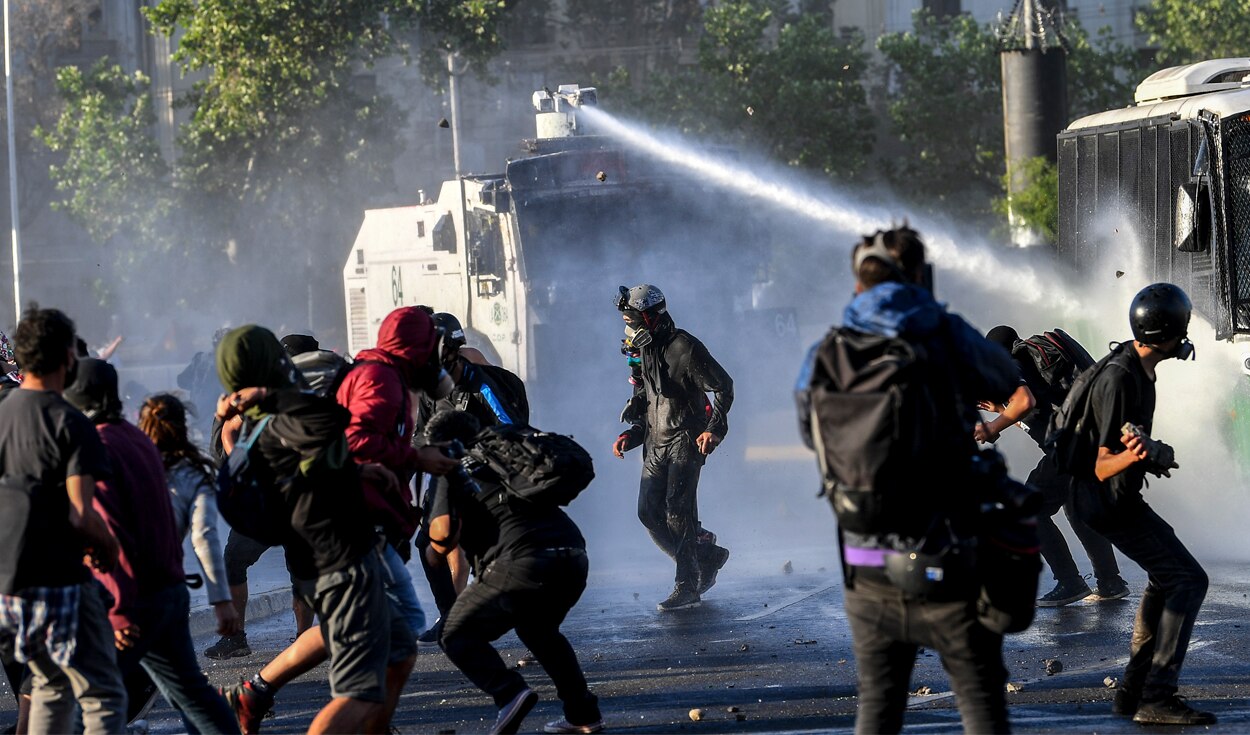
[620,319,733,453]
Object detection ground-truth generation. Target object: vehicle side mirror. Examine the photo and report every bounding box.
[1174,182,1211,253]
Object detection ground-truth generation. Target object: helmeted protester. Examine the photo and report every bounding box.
[66,359,240,734]
[0,308,125,735]
[1065,284,1213,726]
[612,284,733,611]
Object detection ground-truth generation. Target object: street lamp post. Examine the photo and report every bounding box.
[2,0,21,323]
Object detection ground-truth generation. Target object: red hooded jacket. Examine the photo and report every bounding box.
[336,307,438,543]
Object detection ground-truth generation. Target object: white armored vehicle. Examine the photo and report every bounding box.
[344,85,787,407]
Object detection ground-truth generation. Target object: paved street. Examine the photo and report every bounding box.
[76,544,1250,735]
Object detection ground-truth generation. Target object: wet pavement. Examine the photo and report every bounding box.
[57,544,1250,734]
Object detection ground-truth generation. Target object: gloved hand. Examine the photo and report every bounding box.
[1121,422,1179,477]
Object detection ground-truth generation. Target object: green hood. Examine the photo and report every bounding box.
[216,325,299,394]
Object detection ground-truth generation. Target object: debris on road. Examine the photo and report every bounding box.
[1007,682,1024,694]
[794,639,816,645]
[727,706,740,713]
[1104,676,1119,688]
[689,709,704,722]
[739,644,750,652]
[912,686,932,696]
[782,560,793,574]
[1044,658,1063,675]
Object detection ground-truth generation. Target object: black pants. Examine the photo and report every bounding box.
[844,576,1009,735]
[440,553,600,726]
[1071,489,1208,701]
[1030,455,1120,586]
[638,437,715,591]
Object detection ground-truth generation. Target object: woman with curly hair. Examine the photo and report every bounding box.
[139,393,239,636]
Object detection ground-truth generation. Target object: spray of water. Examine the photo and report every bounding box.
[580,106,1080,316]
[579,105,1250,561]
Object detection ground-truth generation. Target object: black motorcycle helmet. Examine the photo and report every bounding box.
[432,312,467,350]
[1130,283,1195,359]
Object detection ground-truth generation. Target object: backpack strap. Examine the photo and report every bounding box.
[235,415,274,455]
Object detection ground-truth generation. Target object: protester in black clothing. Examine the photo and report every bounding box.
[982,325,1129,607]
[797,228,1020,734]
[416,311,531,643]
[425,410,602,735]
[205,332,319,660]
[215,325,416,734]
[612,284,733,611]
[0,307,126,734]
[1066,284,1212,726]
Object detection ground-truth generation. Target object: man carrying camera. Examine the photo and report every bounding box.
[424,410,602,735]
[797,227,1022,734]
[1066,283,1212,726]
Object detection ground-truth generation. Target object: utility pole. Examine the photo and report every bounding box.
[446,51,468,177]
[3,0,21,322]
[1000,0,1068,247]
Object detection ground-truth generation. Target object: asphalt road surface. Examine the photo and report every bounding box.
[18,543,1245,735]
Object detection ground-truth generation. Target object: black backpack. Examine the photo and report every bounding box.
[467,424,594,506]
[1044,344,1124,479]
[1013,329,1095,407]
[804,327,966,535]
[216,416,290,546]
[292,350,353,399]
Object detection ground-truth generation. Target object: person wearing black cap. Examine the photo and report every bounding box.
[280,333,320,356]
[1066,283,1211,726]
[981,325,1128,608]
[414,310,529,643]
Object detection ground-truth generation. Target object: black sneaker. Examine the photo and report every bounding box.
[205,633,251,660]
[1087,577,1130,602]
[657,587,701,611]
[1036,579,1092,608]
[490,688,538,735]
[1132,694,1216,725]
[1112,688,1140,717]
[418,618,443,644]
[697,547,731,595]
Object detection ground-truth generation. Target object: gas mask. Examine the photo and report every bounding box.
[1172,338,1195,361]
[415,333,455,400]
[624,323,652,349]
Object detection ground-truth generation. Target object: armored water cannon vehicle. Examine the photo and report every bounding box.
[1058,59,1250,340]
[343,84,791,406]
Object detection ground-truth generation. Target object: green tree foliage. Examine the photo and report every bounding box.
[876,10,1004,209]
[993,156,1058,243]
[1138,0,1250,65]
[36,61,169,244]
[39,0,508,321]
[879,9,1144,217]
[1065,24,1150,120]
[605,0,873,179]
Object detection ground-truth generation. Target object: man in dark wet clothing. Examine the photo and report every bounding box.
[612,284,733,611]
[425,410,602,735]
[1067,284,1212,726]
[982,325,1129,607]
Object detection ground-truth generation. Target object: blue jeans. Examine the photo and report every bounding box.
[381,544,426,637]
[117,583,239,734]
